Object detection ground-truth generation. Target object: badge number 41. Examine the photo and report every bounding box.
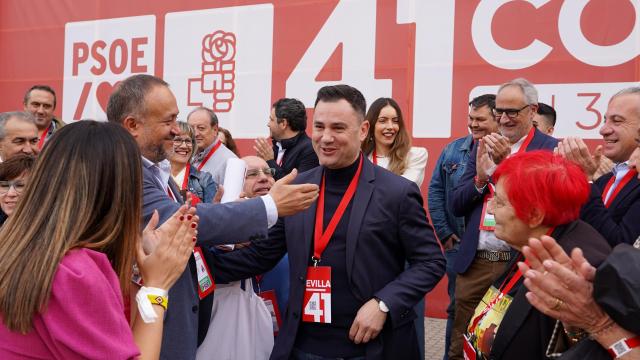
[302,266,332,323]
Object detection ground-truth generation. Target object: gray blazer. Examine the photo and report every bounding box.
[141,164,268,360]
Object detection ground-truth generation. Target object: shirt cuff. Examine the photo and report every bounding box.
[260,194,278,228]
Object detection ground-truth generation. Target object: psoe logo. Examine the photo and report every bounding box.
[164,4,273,138]
[62,15,156,121]
[188,30,237,112]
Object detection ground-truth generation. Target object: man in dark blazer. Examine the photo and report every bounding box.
[555,87,640,247]
[213,84,445,360]
[254,97,319,180]
[107,74,319,360]
[448,78,558,360]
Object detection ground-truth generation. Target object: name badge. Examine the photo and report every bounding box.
[463,333,477,360]
[479,195,495,231]
[193,246,215,299]
[259,290,282,335]
[302,266,332,323]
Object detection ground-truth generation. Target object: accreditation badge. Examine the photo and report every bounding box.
[258,289,282,335]
[479,195,496,231]
[302,266,332,323]
[193,246,215,299]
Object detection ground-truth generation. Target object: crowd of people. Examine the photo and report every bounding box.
[0,75,637,360]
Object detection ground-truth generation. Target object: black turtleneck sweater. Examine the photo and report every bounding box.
[295,157,365,357]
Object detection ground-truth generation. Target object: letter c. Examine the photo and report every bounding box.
[472,0,552,69]
[559,0,640,67]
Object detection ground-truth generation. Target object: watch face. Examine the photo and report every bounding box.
[612,341,629,355]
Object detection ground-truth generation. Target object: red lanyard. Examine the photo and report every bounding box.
[602,169,637,208]
[37,123,52,150]
[468,226,555,334]
[313,154,363,263]
[514,127,535,155]
[372,149,377,165]
[468,257,523,333]
[196,141,222,171]
[181,166,191,190]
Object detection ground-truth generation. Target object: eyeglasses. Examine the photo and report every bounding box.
[245,168,276,179]
[493,105,530,119]
[0,180,26,194]
[173,138,193,147]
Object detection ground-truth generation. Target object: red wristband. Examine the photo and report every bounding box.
[608,335,640,358]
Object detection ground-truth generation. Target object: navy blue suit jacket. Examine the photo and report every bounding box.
[451,129,558,274]
[580,171,640,246]
[213,157,445,360]
[141,164,268,360]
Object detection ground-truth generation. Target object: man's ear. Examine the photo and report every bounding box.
[280,118,289,129]
[359,120,370,142]
[122,116,139,138]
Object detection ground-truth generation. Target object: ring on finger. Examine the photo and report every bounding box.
[551,297,564,311]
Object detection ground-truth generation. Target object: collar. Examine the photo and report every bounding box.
[460,134,474,152]
[612,161,630,178]
[142,156,172,188]
[272,131,304,150]
[510,130,530,155]
[193,138,220,163]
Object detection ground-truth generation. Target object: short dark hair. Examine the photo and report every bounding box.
[537,102,556,126]
[469,94,496,113]
[0,154,36,181]
[24,85,57,109]
[272,98,307,131]
[106,74,168,124]
[314,85,366,120]
[187,107,218,128]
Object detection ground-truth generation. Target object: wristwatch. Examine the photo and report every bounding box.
[374,297,389,313]
[608,335,640,359]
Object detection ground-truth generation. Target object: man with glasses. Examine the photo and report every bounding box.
[448,78,557,360]
[241,156,291,323]
[428,94,498,360]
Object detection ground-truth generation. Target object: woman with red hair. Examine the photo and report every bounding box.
[462,150,611,360]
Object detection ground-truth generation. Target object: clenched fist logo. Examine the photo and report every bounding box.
[188,30,237,112]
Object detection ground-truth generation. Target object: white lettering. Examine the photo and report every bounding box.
[397,0,455,138]
[558,1,640,67]
[471,0,552,70]
[286,0,391,106]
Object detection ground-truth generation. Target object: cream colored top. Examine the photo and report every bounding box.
[369,146,428,187]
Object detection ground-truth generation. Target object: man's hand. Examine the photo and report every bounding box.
[593,153,614,181]
[483,133,511,164]
[254,137,275,161]
[268,169,319,216]
[476,139,496,183]
[555,137,598,180]
[443,234,460,250]
[349,299,387,344]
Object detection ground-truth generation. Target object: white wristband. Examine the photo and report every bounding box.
[136,286,168,323]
